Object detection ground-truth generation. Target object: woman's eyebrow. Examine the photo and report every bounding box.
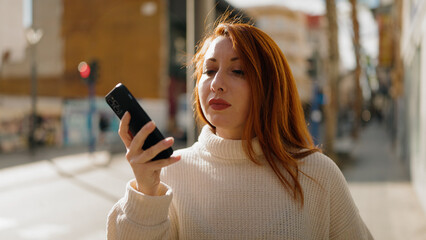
[205,57,239,62]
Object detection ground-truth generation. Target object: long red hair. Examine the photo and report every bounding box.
[192,19,320,205]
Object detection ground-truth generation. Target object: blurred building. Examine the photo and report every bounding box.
[399,0,426,214]
[243,5,314,104]
[1,0,168,98]
[0,0,27,70]
[0,0,171,152]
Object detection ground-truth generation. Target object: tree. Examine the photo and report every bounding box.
[350,0,362,139]
[324,0,340,159]
[391,0,403,98]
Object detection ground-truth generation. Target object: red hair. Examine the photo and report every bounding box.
[192,19,320,205]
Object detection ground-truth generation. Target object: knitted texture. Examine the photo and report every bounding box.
[107,126,373,239]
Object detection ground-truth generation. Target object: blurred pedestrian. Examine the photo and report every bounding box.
[98,112,110,146]
[107,15,373,240]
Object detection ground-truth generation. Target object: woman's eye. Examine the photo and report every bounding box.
[233,70,244,76]
[203,70,216,76]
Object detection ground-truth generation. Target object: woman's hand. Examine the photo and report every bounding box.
[118,112,181,196]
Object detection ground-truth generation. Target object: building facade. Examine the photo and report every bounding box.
[399,0,426,214]
[0,0,168,98]
[0,0,170,152]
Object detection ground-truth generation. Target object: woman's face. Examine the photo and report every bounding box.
[198,36,251,140]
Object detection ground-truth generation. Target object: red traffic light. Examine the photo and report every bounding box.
[78,61,91,79]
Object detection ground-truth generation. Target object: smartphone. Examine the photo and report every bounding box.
[105,83,173,161]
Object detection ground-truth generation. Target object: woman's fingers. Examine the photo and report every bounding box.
[130,137,175,164]
[128,120,156,153]
[118,112,132,148]
[118,112,180,196]
[142,155,181,171]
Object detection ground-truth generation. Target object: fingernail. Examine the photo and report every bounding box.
[170,154,181,161]
[145,121,154,128]
[164,137,174,145]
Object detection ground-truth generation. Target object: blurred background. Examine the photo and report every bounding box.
[0,0,425,239]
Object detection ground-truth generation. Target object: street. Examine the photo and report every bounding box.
[0,122,425,240]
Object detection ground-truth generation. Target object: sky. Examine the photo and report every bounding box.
[225,0,381,14]
[226,0,326,15]
[225,0,379,71]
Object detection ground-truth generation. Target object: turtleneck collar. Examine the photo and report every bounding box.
[196,125,264,162]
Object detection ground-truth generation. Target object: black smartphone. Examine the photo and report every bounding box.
[105,83,173,161]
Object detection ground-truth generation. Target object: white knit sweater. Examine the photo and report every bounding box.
[107,126,373,239]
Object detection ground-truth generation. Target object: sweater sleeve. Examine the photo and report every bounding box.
[106,180,178,240]
[327,161,374,240]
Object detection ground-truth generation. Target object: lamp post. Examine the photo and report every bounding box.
[78,60,99,153]
[26,27,43,152]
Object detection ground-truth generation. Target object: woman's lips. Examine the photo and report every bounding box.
[208,98,231,110]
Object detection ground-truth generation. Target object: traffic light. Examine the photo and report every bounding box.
[78,60,99,84]
[78,61,91,79]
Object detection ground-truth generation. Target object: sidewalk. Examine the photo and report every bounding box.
[0,141,187,240]
[0,147,133,240]
[339,121,426,240]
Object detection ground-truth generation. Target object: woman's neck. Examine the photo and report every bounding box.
[214,127,243,140]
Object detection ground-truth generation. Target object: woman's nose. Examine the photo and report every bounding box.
[210,71,226,93]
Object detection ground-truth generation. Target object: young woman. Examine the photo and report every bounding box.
[107,19,373,240]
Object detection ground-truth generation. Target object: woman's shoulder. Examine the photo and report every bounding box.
[300,151,336,165]
[299,151,344,181]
